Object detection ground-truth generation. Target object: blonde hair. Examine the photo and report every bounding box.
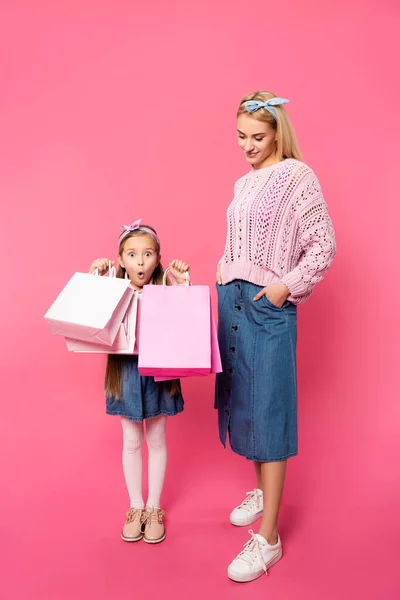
[237,91,302,162]
[105,225,180,399]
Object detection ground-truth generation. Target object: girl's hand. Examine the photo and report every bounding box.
[89,258,114,275]
[253,283,289,308]
[216,263,222,285]
[168,259,190,284]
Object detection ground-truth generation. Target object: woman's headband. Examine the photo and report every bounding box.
[241,97,289,120]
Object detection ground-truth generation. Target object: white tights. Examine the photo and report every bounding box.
[120,415,167,509]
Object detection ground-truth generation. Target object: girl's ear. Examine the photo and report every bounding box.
[158,254,162,266]
[117,254,125,269]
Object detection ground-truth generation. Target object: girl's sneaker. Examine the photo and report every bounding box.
[227,531,282,583]
[143,508,166,544]
[121,508,145,542]
[230,489,263,526]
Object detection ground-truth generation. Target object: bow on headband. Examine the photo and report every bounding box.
[241,98,289,120]
[121,218,142,234]
[118,219,160,246]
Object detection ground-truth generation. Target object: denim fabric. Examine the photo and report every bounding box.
[215,280,298,462]
[106,355,184,422]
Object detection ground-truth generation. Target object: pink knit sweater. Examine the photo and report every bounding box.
[220,159,336,304]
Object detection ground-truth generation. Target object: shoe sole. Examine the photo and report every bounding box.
[227,550,283,583]
[121,533,143,542]
[143,532,166,544]
[230,510,263,527]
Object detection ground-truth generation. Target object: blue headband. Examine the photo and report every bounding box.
[241,98,290,120]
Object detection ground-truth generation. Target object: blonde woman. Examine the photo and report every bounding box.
[215,91,336,582]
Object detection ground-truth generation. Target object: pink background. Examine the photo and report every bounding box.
[1,1,399,598]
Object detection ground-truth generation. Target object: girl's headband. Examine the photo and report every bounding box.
[241,97,289,121]
[118,219,160,246]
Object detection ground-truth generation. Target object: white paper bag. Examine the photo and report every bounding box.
[65,292,139,354]
[44,267,134,345]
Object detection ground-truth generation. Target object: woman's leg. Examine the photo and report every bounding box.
[145,415,168,509]
[120,417,145,508]
[258,460,287,544]
[254,461,262,489]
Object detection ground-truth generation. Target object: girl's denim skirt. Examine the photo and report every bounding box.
[215,280,298,462]
[106,356,184,422]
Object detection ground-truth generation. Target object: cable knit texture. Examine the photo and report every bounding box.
[220,159,336,304]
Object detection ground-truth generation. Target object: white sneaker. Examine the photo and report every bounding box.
[227,531,282,583]
[230,489,263,526]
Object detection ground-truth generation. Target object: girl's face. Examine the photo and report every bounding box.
[237,113,278,169]
[118,233,160,289]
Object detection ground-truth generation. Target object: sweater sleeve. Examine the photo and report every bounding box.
[218,179,241,266]
[280,172,336,298]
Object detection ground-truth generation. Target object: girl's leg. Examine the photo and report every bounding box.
[258,460,287,544]
[145,415,168,509]
[121,417,145,508]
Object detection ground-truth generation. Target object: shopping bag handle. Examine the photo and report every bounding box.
[92,260,116,278]
[162,267,190,286]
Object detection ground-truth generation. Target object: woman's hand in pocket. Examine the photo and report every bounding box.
[253,283,289,308]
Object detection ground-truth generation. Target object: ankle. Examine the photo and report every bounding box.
[258,531,278,546]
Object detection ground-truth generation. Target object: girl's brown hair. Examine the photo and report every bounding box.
[237,90,302,162]
[105,225,181,400]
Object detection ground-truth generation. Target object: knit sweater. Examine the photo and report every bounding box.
[219,159,336,304]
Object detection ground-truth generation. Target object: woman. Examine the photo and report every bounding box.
[215,91,336,583]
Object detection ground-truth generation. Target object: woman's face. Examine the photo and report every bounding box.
[237,113,277,169]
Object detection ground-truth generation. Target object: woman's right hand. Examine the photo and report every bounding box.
[89,258,114,275]
[216,263,222,285]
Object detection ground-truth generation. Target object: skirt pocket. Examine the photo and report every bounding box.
[216,282,230,314]
[262,294,284,311]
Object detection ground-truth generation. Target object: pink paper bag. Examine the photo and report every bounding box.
[138,283,212,378]
[154,302,222,381]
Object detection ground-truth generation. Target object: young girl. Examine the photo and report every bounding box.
[90,219,189,544]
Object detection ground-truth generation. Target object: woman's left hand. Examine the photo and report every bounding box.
[253,283,290,308]
[168,259,190,284]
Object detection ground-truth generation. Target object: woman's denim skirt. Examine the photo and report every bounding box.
[215,280,298,462]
